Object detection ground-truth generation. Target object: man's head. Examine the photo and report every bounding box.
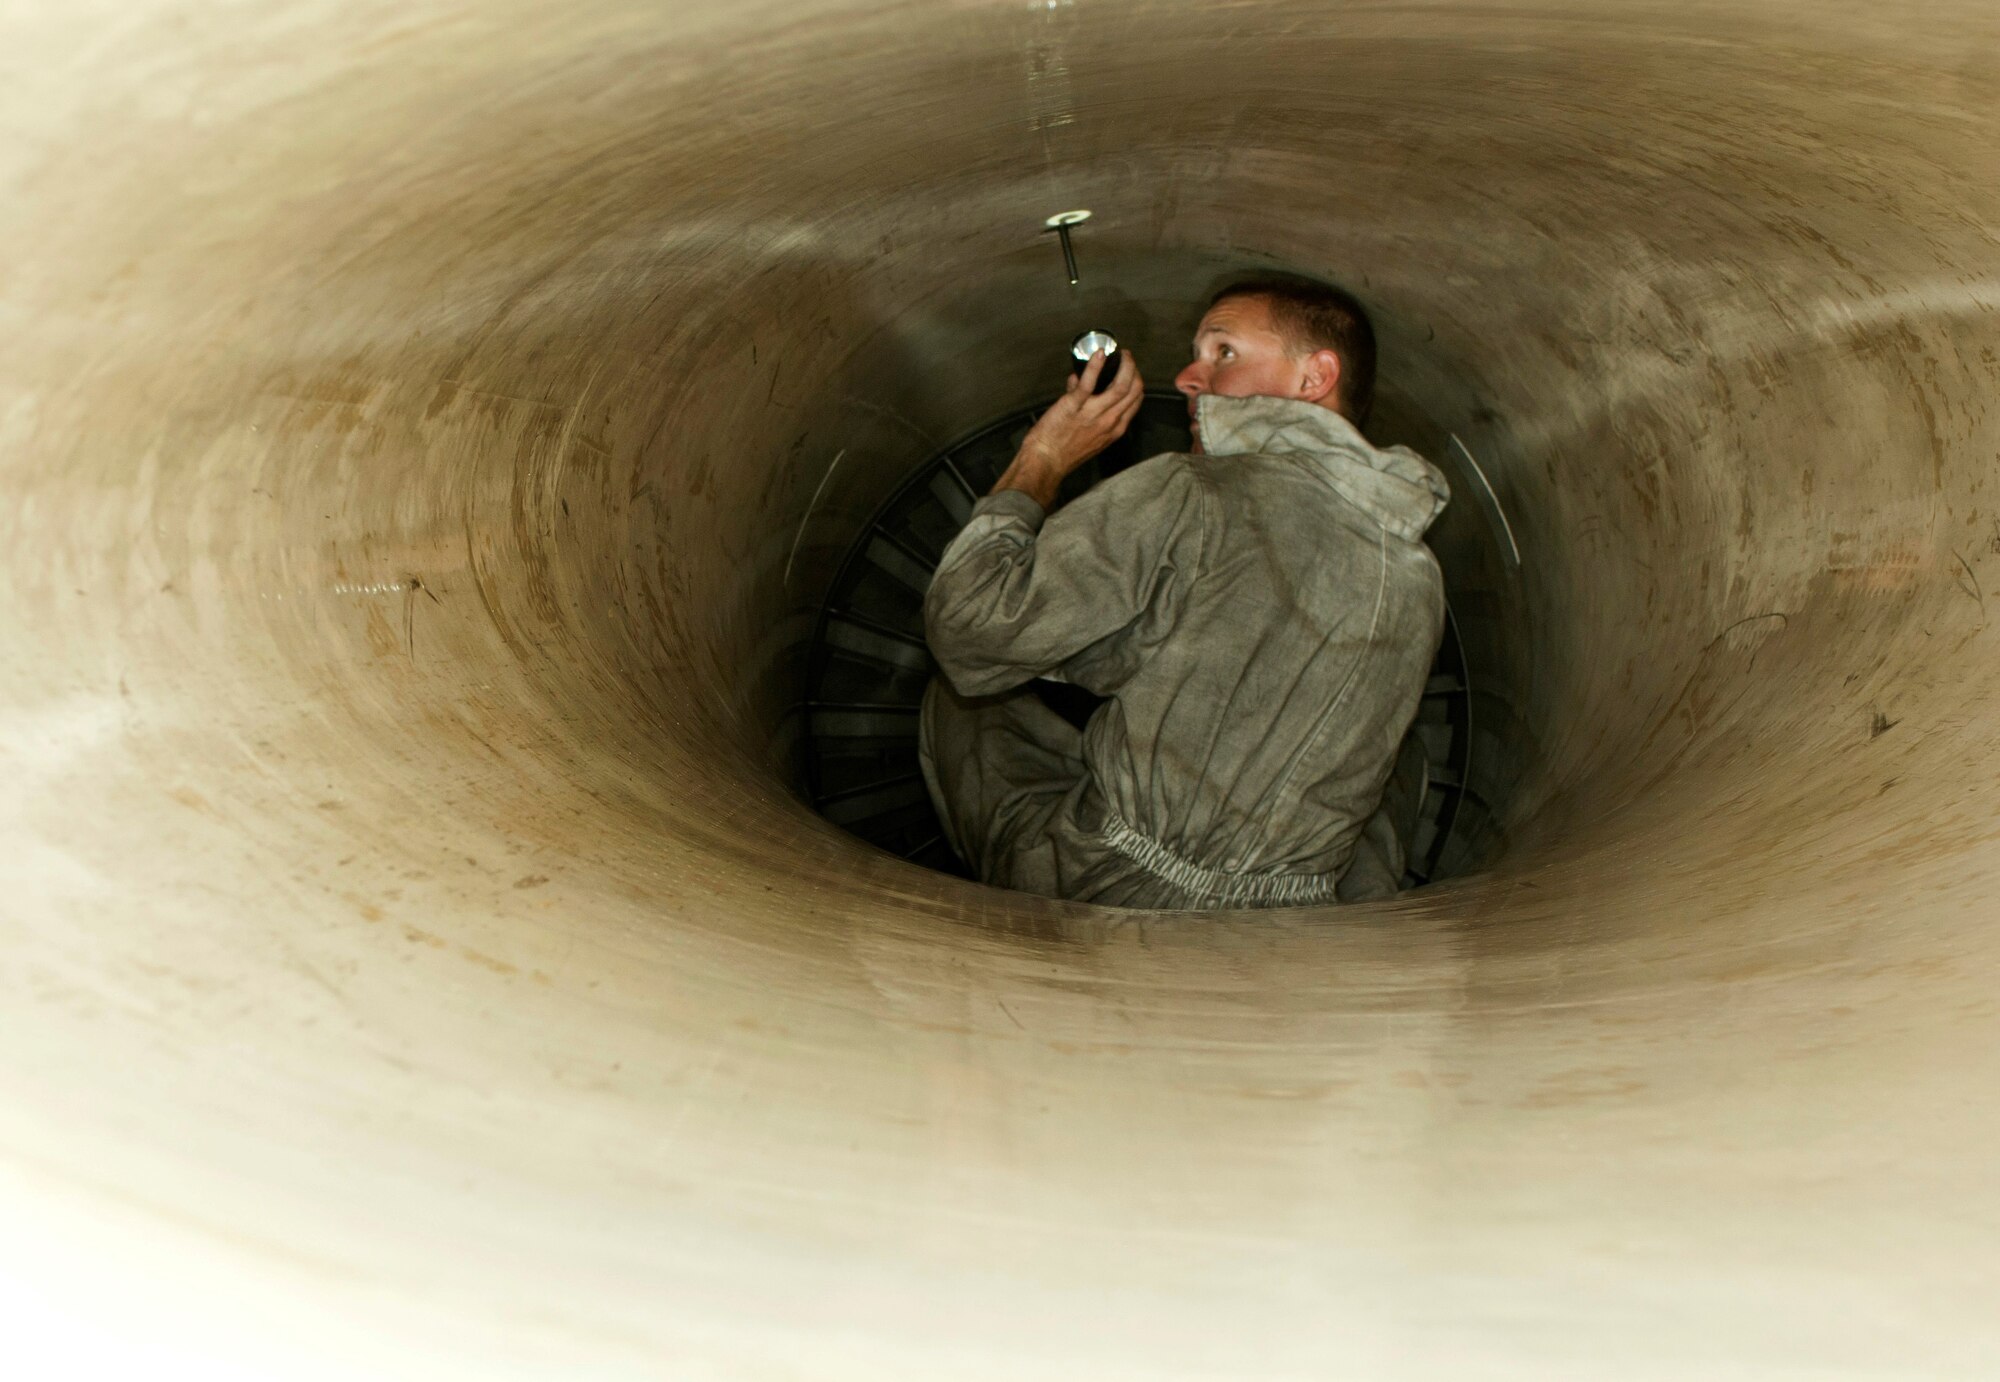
[1173,276,1377,447]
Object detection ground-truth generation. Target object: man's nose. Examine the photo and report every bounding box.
[1174,362,1203,397]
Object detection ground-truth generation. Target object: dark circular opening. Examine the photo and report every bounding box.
[802,388,1487,894]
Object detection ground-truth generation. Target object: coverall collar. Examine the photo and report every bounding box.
[1196,393,1451,542]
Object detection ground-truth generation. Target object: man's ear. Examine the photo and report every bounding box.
[1296,348,1343,406]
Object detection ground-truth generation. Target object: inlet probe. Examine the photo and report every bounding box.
[1042,208,1091,286]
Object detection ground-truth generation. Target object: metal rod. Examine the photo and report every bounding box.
[1055,223,1079,285]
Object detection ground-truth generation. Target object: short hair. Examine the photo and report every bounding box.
[1210,275,1378,427]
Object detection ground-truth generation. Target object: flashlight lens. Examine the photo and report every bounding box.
[1070,330,1121,393]
[1071,330,1118,361]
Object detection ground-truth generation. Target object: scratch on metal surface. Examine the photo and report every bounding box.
[1450,433,1523,570]
[785,448,847,591]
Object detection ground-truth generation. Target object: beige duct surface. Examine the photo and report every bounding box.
[4,1,1999,1376]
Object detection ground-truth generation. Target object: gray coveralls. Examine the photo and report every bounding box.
[919,393,1449,910]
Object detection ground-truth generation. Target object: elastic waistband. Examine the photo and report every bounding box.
[1095,810,1344,907]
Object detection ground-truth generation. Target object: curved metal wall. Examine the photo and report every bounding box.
[3,2,1997,1376]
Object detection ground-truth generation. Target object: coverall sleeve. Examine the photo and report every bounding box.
[923,456,1207,697]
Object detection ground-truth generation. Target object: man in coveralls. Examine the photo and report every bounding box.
[921,278,1449,908]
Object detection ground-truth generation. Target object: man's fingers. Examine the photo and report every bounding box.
[1027,346,1146,472]
[1077,352,1139,414]
[1116,352,1144,401]
[1094,357,1142,434]
[1101,351,1140,404]
[1111,388,1143,436]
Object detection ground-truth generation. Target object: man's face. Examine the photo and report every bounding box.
[1173,294,1310,451]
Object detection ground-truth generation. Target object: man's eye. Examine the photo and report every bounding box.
[1218,346,1234,360]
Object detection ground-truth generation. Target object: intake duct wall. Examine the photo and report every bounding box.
[3,2,1998,1376]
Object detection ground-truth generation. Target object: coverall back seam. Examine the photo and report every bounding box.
[1254,520,1392,832]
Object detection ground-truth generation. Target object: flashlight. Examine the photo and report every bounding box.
[1070,330,1121,394]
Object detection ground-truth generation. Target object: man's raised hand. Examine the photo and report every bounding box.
[991,349,1146,509]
